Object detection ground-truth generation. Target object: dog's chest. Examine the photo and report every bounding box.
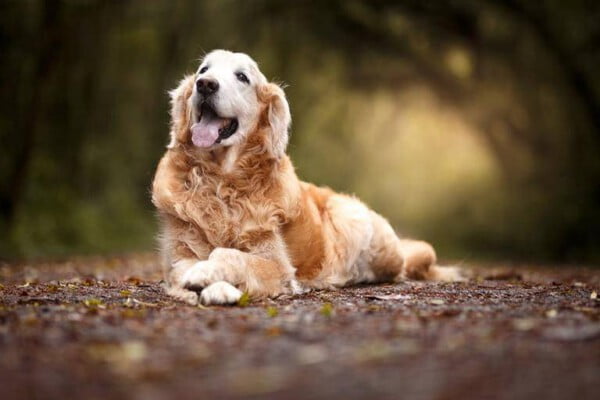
[188,180,281,249]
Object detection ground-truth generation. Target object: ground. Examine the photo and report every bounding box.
[0,254,599,400]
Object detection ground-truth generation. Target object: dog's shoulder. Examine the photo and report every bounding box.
[151,150,190,214]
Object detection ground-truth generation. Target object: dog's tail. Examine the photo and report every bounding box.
[425,265,465,282]
[399,239,465,282]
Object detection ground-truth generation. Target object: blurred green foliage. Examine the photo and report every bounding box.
[1,0,599,263]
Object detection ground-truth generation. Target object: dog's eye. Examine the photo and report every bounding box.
[236,72,250,84]
[199,66,209,74]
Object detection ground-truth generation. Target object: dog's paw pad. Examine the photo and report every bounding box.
[200,281,243,305]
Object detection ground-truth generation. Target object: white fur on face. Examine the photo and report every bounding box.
[191,50,268,148]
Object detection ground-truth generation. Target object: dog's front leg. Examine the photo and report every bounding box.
[182,237,297,305]
[165,258,245,306]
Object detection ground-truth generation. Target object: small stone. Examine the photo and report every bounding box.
[121,341,147,362]
[513,318,537,331]
[296,345,327,365]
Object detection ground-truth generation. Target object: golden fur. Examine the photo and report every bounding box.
[152,51,460,305]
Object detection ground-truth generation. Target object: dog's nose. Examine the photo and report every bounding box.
[196,78,219,96]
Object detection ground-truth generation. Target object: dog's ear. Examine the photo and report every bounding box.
[259,83,291,158]
[167,74,195,149]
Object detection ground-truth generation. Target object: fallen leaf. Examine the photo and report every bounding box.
[125,276,142,286]
[120,309,146,319]
[237,292,250,307]
[82,278,95,286]
[265,326,282,336]
[266,306,278,317]
[22,313,39,326]
[132,298,158,308]
[206,318,218,329]
[320,302,334,317]
[591,291,597,300]
[367,294,411,301]
[431,309,462,318]
[83,298,105,309]
[46,284,59,293]
[367,305,381,313]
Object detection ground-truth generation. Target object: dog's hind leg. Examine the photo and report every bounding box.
[365,211,406,282]
[368,211,461,282]
[397,239,439,280]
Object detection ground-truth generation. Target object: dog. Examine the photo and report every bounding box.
[152,50,460,306]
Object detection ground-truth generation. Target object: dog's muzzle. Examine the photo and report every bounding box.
[190,102,238,148]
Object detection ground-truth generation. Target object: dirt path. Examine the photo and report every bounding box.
[1,255,599,400]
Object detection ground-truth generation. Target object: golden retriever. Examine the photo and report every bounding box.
[152,50,460,305]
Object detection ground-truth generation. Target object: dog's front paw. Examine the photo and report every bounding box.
[165,285,199,305]
[181,260,224,289]
[200,281,243,305]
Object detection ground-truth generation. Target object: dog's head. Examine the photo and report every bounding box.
[168,50,291,159]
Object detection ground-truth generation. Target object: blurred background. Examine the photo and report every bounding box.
[1,0,599,263]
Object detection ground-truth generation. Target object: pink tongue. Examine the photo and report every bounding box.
[191,119,221,148]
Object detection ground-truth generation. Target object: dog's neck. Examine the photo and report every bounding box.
[208,145,240,174]
[180,136,278,183]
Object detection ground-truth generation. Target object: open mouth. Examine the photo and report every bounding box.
[190,103,239,148]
